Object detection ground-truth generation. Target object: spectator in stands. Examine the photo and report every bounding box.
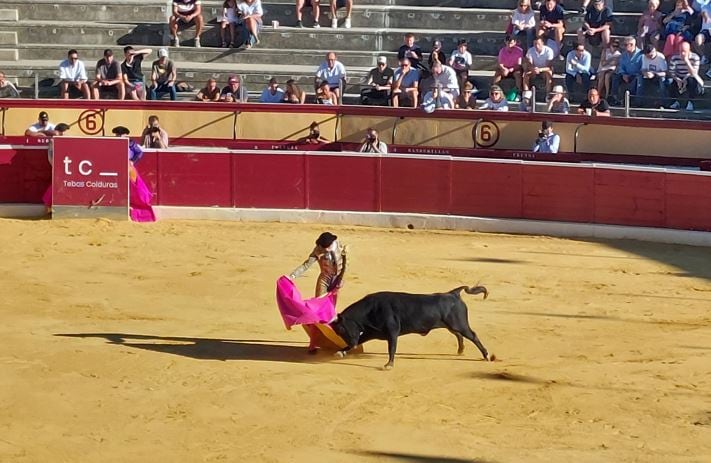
[597,38,621,98]
[359,128,388,154]
[609,36,642,105]
[296,0,321,28]
[141,115,169,148]
[448,39,473,92]
[391,58,420,108]
[695,1,711,66]
[577,87,611,115]
[284,79,306,103]
[638,0,663,50]
[661,0,694,57]
[196,78,221,101]
[428,40,447,68]
[0,71,20,98]
[547,84,571,113]
[122,46,151,101]
[538,0,566,53]
[220,75,247,102]
[238,0,263,49]
[220,0,238,47]
[479,85,509,111]
[493,36,524,96]
[564,43,593,102]
[315,81,338,104]
[532,120,560,153]
[314,52,347,103]
[638,43,667,107]
[579,0,615,12]
[361,56,394,106]
[329,0,352,28]
[58,49,90,100]
[431,60,460,98]
[25,111,57,137]
[511,0,537,51]
[170,0,204,47]
[298,121,329,144]
[260,77,285,103]
[455,81,478,109]
[92,49,124,100]
[668,41,704,110]
[577,0,613,49]
[524,36,555,95]
[149,48,177,101]
[421,84,455,112]
[398,33,424,71]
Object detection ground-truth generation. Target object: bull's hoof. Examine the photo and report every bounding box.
[334,351,346,359]
[488,353,497,362]
[382,363,393,370]
[457,349,465,356]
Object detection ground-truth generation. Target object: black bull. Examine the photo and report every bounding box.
[331,285,490,369]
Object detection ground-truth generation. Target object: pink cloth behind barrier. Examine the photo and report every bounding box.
[275,276,338,329]
[129,172,156,222]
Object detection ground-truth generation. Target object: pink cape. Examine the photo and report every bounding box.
[275,276,338,329]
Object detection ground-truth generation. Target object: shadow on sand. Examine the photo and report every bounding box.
[351,450,495,463]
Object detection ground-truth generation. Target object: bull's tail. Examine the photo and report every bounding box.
[450,285,488,300]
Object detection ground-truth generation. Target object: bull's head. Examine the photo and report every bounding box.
[331,315,360,348]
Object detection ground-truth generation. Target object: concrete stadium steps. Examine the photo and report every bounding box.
[0,1,167,23]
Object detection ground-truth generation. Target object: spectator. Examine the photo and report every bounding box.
[196,78,221,101]
[512,0,537,51]
[577,87,611,115]
[578,0,613,49]
[564,43,593,102]
[141,115,169,148]
[25,111,57,137]
[428,40,447,68]
[532,120,560,153]
[421,85,455,112]
[579,0,615,12]
[329,0,352,29]
[170,0,204,47]
[538,0,566,53]
[220,0,238,47]
[639,43,667,107]
[638,0,663,50]
[149,48,177,101]
[391,58,420,108]
[431,61,460,98]
[609,36,642,105]
[122,46,151,101]
[448,39,473,92]
[695,0,711,65]
[298,121,329,144]
[284,79,306,103]
[220,75,247,102]
[58,49,90,100]
[479,85,509,111]
[596,38,621,98]
[314,52,347,103]
[315,81,338,104]
[260,77,285,103]
[454,82,478,109]
[359,128,387,154]
[493,36,524,96]
[547,84,571,113]
[524,36,555,95]
[296,0,321,28]
[238,0,263,49]
[661,0,695,58]
[361,56,394,106]
[92,49,124,100]
[398,33,424,70]
[0,71,20,98]
[668,41,704,110]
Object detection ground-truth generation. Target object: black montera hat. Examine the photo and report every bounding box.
[112,126,130,135]
[316,232,338,248]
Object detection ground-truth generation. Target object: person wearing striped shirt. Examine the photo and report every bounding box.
[667,41,704,111]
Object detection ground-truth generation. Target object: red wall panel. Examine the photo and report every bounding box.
[450,161,523,218]
[0,149,50,203]
[157,152,233,207]
[306,155,378,212]
[664,173,711,231]
[594,169,665,227]
[233,153,306,209]
[522,165,594,222]
[380,158,451,214]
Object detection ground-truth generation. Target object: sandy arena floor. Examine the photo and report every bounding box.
[0,219,710,463]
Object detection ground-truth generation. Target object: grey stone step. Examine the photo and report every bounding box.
[0,30,17,45]
[0,48,17,60]
[0,2,167,23]
[0,8,17,21]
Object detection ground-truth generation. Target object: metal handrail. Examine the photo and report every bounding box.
[391,115,401,145]
[573,122,588,154]
[624,90,630,118]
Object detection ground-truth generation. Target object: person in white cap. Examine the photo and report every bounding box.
[148,48,177,100]
[547,84,570,113]
[361,56,394,105]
